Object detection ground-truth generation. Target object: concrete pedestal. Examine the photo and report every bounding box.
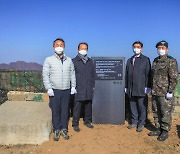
[0,101,52,145]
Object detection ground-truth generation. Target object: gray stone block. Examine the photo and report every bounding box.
[0,101,52,145]
[7,91,26,101]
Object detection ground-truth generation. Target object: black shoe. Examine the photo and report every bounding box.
[136,125,144,132]
[60,129,69,140]
[148,130,161,136]
[127,124,137,129]
[53,130,60,141]
[157,130,168,141]
[73,126,80,132]
[84,122,94,128]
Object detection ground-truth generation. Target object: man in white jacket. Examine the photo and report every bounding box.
[43,38,76,141]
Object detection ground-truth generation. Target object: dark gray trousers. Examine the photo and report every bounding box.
[72,100,92,126]
[49,89,70,131]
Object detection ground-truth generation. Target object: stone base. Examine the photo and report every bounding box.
[7,91,49,102]
[0,101,52,145]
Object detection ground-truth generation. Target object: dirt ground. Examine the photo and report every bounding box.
[0,116,180,154]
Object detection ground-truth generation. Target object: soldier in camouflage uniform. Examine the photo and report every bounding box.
[148,40,178,141]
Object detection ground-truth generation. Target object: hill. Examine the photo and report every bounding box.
[0,61,42,71]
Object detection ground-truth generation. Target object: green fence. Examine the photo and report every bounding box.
[0,70,180,105]
[0,69,45,104]
[175,75,180,97]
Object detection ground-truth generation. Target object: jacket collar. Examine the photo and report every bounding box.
[75,55,90,61]
[130,54,143,63]
[158,54,168,60]
[54,53,67,61]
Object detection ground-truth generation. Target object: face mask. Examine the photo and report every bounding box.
[133,48,141,54]
[54,47,64,54]
[79,50,87,55]
[158,50,166,56]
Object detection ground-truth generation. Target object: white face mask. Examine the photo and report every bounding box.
[79,50,87,55]
[158,49,166,56]
[54,47,64,54]
[133,48,141,55]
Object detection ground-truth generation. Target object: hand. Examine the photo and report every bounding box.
[124,88,127,94]
[145,87,151,94]
[166,92,173,99]
[71,87,77,95]
[47,89,54,96]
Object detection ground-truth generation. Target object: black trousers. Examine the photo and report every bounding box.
[72,100,92,126]
[49,89,70,131]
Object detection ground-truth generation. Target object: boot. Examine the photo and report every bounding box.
[157,130,168,141]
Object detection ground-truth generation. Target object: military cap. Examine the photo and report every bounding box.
[156,40,168,48]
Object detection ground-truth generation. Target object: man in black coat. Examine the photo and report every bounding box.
[125,41,151,132]
[72,42,95,132]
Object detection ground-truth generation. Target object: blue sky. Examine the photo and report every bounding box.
[0,0,180,65]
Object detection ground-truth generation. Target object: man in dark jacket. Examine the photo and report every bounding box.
[125,41,151,132]
[72,42,95,132]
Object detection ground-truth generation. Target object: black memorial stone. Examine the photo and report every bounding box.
[92,57,125,125]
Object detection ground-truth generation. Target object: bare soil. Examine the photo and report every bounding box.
[0,116,180,154]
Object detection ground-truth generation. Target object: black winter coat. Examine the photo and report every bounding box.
[125,54,151,98]
[73,55,95,101]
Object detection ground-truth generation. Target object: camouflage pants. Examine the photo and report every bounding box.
[152,95,175,131]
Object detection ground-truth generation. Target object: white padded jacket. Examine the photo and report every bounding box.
[42,53,76,90]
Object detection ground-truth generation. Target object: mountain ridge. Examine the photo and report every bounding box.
[0,61,43,71]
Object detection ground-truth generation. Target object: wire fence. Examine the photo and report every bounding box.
[0,70,45,104]
[0,70,180,105]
